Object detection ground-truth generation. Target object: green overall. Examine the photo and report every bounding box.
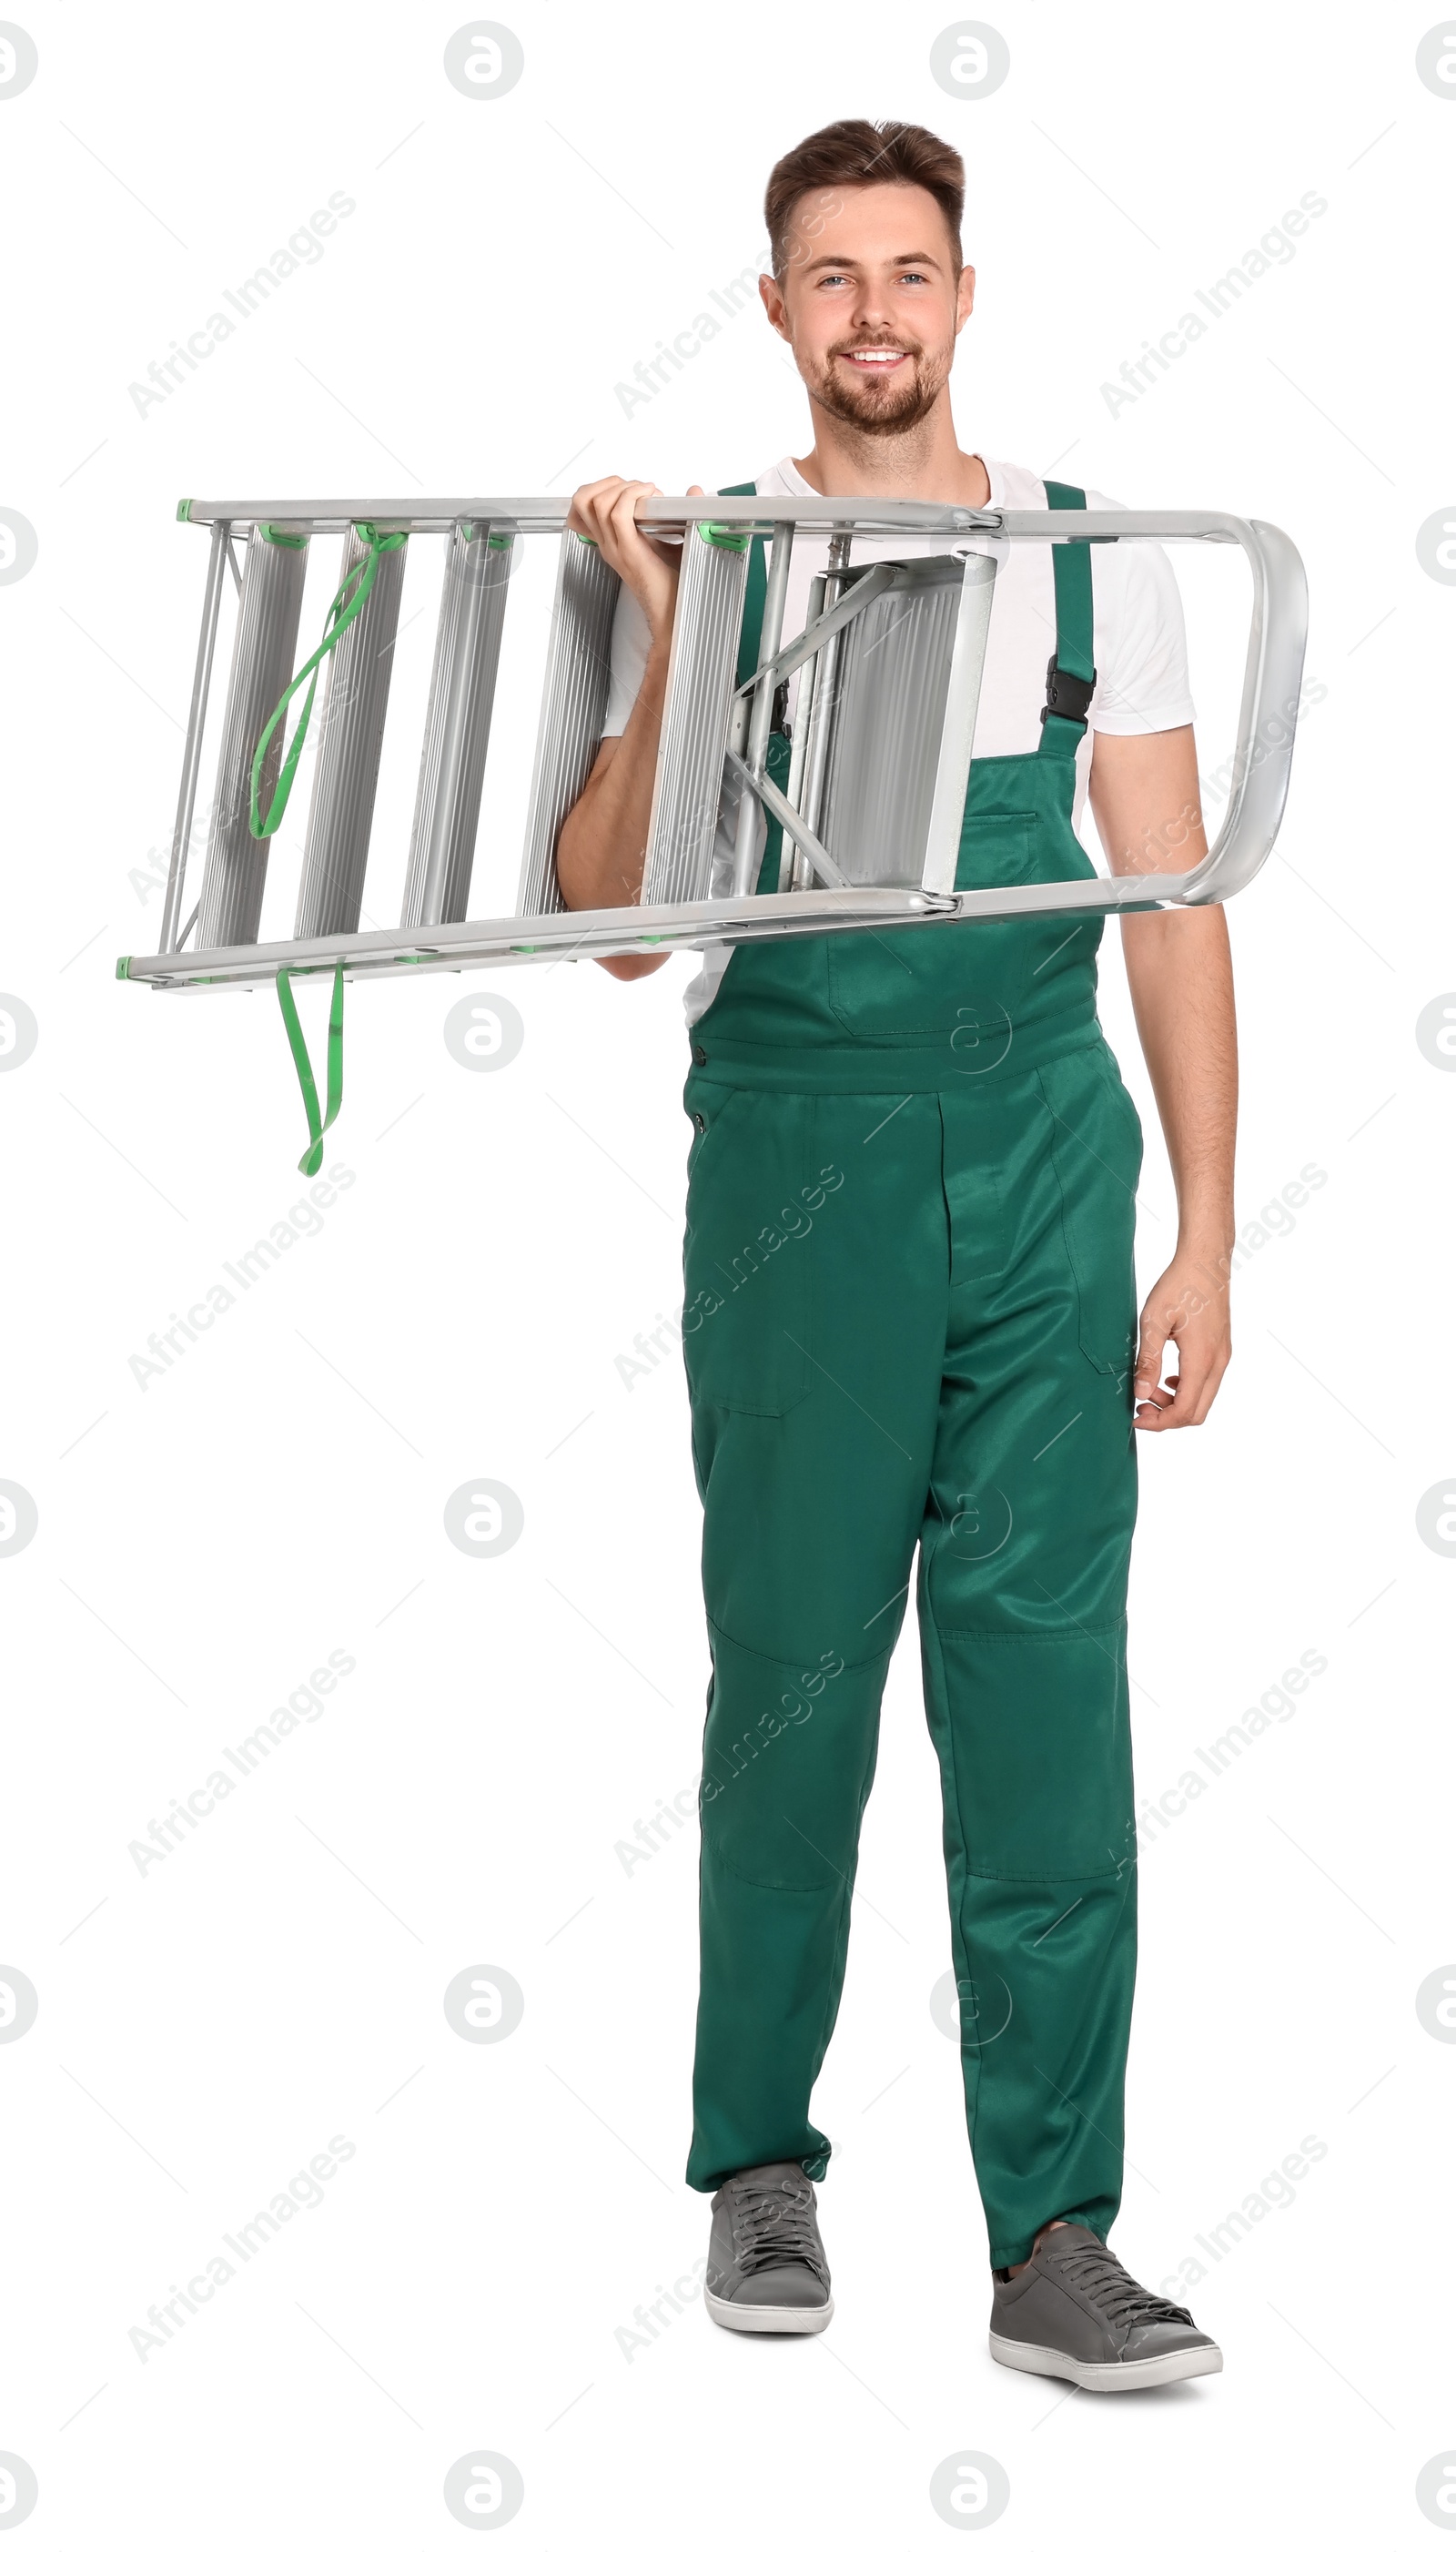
[680,483,1143,2269]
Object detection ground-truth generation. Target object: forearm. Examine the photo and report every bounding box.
[556,645,671,910]
[555,650,672,983]
[1088,721,1235,1426]
[1119,904,1237,1272]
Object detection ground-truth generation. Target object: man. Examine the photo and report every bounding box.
[557,118,1234,2393]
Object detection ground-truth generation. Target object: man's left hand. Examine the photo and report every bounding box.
[1131,1248,1232,1431]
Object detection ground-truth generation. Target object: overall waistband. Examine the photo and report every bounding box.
[684,998,1103,1096]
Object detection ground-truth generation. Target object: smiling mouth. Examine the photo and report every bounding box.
[838,346,912,371]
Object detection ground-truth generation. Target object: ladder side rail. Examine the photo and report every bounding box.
[160,519,230,954]
[1175,517,1308,902]
[996,508,1308,903]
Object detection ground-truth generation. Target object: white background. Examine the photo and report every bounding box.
[1,3,1452,2543]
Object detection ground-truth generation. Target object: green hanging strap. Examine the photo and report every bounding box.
[276,961,345,1175]
[249,522,408,838]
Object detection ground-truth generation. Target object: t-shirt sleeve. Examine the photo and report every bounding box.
[602,582,651,738]
[1087,495,1197,735]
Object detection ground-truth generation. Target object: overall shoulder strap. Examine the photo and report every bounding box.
[1037,479,1096,760]
[719,481,765,684]
[718,481,788,890]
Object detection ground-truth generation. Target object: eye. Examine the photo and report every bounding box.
[898,268,931,285]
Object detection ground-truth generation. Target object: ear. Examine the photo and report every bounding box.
[760,269,790,342]
[955,262,977,335]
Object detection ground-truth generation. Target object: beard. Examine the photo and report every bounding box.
[805,337,946,438]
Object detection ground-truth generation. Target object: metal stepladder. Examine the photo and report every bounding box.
[117,494,1308,1160]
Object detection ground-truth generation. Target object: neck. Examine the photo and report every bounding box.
[793,390,989,507]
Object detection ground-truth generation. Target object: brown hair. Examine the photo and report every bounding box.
[764,118,965,280]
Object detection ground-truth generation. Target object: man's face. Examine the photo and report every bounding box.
[763,182,975,437]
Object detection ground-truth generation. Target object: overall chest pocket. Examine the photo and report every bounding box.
[825,811,1039,1041]
[682,1089,819,1416]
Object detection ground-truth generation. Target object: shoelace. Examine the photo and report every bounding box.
[732,2182,823,2277]
[1053,2241,1193,2334]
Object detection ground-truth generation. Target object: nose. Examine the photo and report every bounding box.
[845,278,896,335]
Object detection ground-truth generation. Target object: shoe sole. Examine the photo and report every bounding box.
[705,2291,834,2334]
[989,2334,1222,2391]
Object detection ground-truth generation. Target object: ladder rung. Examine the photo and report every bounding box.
[196,528,309,949]
[641,529,752,906]
[516,535,621,917]
[401,523,513,928]
[295,529,408,941]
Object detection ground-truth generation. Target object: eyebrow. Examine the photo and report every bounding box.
[796,251,946,276]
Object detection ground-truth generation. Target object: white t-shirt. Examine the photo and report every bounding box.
[602,454,1197,1027]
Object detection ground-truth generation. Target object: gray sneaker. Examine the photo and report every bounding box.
[989,2222,1222,2392]
[704,2161,834,2334]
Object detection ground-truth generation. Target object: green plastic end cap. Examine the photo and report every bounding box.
[488,533,512,549]
[116,955,132,980]
[697,522,751,553]
[575,532,597,546]
[260,523,308,550]
[176,499,192,522]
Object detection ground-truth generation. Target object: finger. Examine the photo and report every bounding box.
[1160,1326,1229,1429]
[610,478,659,532]
[1144,1367,1223,1431]
[1132,1392,1175,1427]
[597,480,657,562]
[566,476,625,538]
[1132,1314,1170,1402]
[1181,1348,1231,1428]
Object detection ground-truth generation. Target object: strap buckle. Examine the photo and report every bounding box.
[1040,651,1096,727]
